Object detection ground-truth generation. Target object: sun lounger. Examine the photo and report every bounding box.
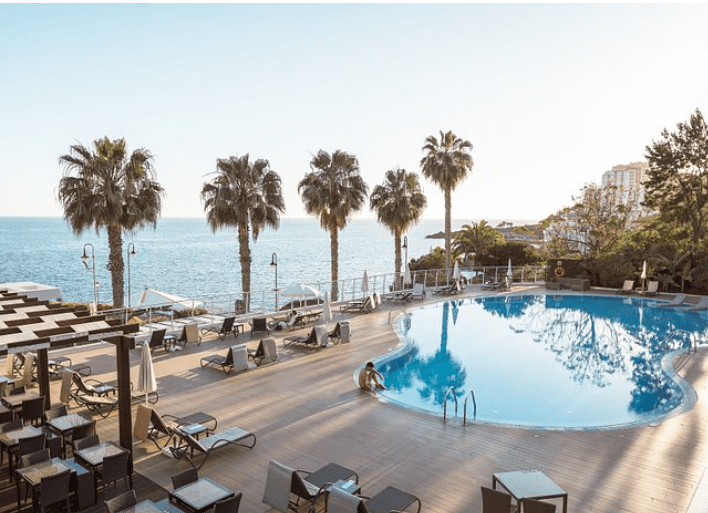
[171,322,202,349]
[283,326,328,350]
[328,322,344,343]
[248,337,278,366]
[481,281,505,291]
[146,329,168,353]
[134,404,217,450]
[681,296,708,311]
[251,317,270,338]
[616,280,635,295]
[262,460,359,513]
[200,344,249,375]
[653,293,688,308]
[340,295,374,313]
[639,280,660,296]
[201,316,239,340]
[169,425,256,469]
[411,283,426,300]
[328,484,421,513]
[434,280,463,295]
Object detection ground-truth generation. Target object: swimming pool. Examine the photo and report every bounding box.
[379,294,704,429]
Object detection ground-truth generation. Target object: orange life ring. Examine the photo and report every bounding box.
[554,266,565,278]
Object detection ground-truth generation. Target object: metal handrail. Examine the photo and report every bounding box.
[661,328,697,354]
[443,386,458,422]
[463,389,477,425]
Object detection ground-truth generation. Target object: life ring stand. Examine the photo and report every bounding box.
[554,266,565,278]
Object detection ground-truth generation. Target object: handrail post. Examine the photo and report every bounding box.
[463,389,476,426]
[443,386,458,422]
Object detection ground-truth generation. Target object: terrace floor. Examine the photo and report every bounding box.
[4,284,708,513]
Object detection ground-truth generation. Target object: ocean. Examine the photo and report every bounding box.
[0,217,535,310]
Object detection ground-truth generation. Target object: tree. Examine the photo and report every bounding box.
[420,130,474,282]
[201,154,285,310]
[299,150,368,301]
[451,220,504,261]
[542,184,638,260]
[370,168,427,288]
[644,108,708,247]
[58,137,164,308]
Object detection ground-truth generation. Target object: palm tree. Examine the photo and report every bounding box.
[420,130,474,282]
[298,150,368,301]
[370,168,427,288]
[452,220,504,261]
[201,154,285,311]
[58,137,164,308]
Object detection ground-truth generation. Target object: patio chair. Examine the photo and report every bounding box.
[213,493,242,513]
[521,498,556,513]
[251,317,270,338]
[147,329,168,353]
[412,283,426,300]
[202,316,238,340]
[171,468,198,489]
[328,484,421,513]
[97,450,132,494]
[248,337,279,366]
[200,344,249,375]
[43,405,67,423]
[681,296,708,311]
[173,322,202,348]
[616,280,635,294]
[39,467,72,513]
[480,486,515,513]
[169,425,256,469]
[654,293,688,308]
[67,420,97,454]
[20,395,45,426]
[104,489,136,513]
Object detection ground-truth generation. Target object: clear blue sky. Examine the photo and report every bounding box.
[2,3,707,221]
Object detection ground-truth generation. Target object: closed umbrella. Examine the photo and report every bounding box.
[404,262,412,287]
[137,341,157,405]
[361,270,369,295]
[506,259,513,289]
[640,260,648,292]
[323,291,332,323]
[453,261,460,282]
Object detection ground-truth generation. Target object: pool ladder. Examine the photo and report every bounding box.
[443,386,477,425]
[664,328,699,354]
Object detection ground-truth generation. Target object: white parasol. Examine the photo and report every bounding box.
[361,270,369,295]
[506,259,513,289]
[404,262,412,287]
[453,261,460,281]
[281,283,320,308]
[134,288,205,311]
[640,260,648,292]
[137,341,157,405]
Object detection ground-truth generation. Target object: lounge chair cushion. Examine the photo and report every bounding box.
[328,486,362,513]
[262,460,293,513]
[231,344,249,373]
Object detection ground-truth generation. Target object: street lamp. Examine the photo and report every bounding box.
[127,243,136,308]
[270,252,278,311]
[81,243,98,313]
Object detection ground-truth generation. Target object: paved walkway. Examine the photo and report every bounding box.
[26,285,708,513]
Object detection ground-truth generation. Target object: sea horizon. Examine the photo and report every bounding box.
[1,216,538,310]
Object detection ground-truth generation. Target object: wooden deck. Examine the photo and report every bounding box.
[10,285,708,513]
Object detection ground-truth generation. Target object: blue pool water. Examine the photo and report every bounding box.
[379,294,704,429]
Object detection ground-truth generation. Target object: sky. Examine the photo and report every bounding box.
[1,3,708,222]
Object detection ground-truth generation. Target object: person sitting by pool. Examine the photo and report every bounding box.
[359,361,385,391]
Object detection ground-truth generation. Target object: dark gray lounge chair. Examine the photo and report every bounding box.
[202,316,238,340]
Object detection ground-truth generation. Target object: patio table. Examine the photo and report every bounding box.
[169,477,234,513]
[493,470,568,513]
[119,499,163,513]
[365,486,421,513]
[0,424,42,476]
[306,462,359,489]
[1,391,40,415]
[15,457,72,512]
[74,440,127,491]
[45,412,94,458]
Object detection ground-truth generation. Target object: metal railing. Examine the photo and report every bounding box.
[103,264,548,325]
[443,386,458,422]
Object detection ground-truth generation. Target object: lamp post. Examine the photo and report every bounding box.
[81,243,98,313]
[127,243,136,308]
[270,252,279,311]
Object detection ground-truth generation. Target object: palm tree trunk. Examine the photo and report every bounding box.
[444,186,452,284]
[394,230,402,289]
[107,225,125,308]
[238,220,251,311]
[330,225,339,302]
